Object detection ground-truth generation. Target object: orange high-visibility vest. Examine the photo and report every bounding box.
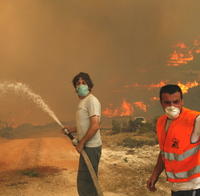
[157,107,200,183]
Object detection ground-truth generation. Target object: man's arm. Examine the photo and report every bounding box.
[76,115,100,153]
[191,115,200,143]
[147,151,164,192]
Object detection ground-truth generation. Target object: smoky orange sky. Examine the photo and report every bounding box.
[0,0,200,126]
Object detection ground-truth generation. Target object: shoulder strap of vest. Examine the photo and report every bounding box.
[157,114,167,127]
[180,107,200,121]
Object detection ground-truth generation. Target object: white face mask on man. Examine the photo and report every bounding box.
[165,106,180,119]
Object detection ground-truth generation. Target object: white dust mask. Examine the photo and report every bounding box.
[165,106,180,119]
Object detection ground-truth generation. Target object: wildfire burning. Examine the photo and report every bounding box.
[167,39,200,67]
[124,81,167,89]
[103,100,148,118]
[104,81,200,117]
[104,38,200,118]
[149,81,199,100]
[177,81,199,94]
[150,96,160,101]
[103,100,134,117]
[124,81,199,94]
[133,102,147,112]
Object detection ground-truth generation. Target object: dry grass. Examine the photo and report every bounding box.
[100,130,171,196]
[101,129,157,148]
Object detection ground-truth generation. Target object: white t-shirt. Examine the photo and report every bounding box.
[165,115,200,191]
[76,93,102,147]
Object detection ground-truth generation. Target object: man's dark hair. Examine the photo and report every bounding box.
[159,84,183,101]
[72,72,94,91]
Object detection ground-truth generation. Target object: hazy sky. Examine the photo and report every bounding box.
[0,0,200,126]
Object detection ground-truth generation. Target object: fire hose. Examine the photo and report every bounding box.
[63,128,104,196]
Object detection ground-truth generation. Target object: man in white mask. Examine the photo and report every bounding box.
[64,72,102,196]
[147,84,200,196]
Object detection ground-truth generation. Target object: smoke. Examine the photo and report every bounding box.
[0,1,200,123]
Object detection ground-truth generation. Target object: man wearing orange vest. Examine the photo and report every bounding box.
[147,84,200,196]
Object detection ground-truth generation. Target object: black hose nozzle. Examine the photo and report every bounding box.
[63,128,78,146]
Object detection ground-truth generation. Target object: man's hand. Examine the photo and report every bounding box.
[146,152,164,192]
[76,140,85,153]
[146,175,158,192]
[62,126,76,134]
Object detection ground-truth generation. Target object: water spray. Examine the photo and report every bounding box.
[0,81,78,145]
[0,82,79,144]
[0,81,63,127]
[0,81,104,196]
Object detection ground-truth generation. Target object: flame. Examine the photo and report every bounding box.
[148,81,167,88]
[175,43,187,49]
[124,80,199,94]
[103,100,149,117]
[133,101,147,112]
[103,81,199,118]
[124,81,167,89]
[121,100,134,116]
[167,39,200,67]
[150,96,160,101]
[167,50,194,66]
[102,107,118,118]
[124,83,140,88]
[177,81,199,94]
[103,100,134,117]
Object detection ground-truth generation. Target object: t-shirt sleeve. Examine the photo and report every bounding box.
[87,96,101,117]
[193,115,200,134]
[191,115,200,143]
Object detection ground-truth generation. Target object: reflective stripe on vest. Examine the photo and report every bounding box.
[166,165,200,179]
[161,145,200,161]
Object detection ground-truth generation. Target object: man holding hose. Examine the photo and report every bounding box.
[65,72,102,196]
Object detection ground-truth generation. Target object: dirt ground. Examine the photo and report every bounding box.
[0,137,79,196]
[0,132,171,196]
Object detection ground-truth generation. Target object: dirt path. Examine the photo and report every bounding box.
[0,137,79,196]
[0,137,78,172]
[0,136,171,196]
[0,137,126,196]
